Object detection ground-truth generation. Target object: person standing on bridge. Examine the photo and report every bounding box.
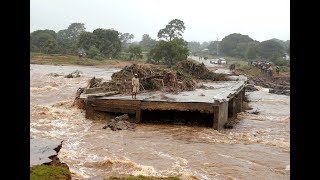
[132,73,140,100]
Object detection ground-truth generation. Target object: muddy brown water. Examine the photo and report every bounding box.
[30,64,290,179]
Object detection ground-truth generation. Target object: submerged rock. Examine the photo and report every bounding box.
[246,84,258,92]
[247,108,260,115]
[103,114,135,131]
[64,70,82,78]
[48,73,63,77]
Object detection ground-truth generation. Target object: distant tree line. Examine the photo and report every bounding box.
[30,22,155,60]
[187,33,290,66]
[31,22,289,66]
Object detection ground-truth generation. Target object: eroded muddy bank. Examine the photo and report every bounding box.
[248,76,290,96]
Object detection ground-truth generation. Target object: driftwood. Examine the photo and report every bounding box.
[71,88,84,107]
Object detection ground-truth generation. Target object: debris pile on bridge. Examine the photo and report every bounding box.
[84,60,228,94]
[173,60,229,81]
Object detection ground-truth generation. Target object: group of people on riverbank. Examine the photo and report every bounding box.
[249,60,280,76]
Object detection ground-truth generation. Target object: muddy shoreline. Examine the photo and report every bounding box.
[248,76,290,96]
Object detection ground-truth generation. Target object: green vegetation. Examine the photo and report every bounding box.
[225,58,290,77]
[106,175,180,180]
[120,33,135,50]
[30,30,59,54]
[92,28,122,58]
[148,19,188,66]
[220,33,255,58]
[258,40,285,60]
[139,34,157,51]
[30,53,124,66]
[31,23,122,58]
[148,38,188,66]
[189,33,289,65]
[31,22,289,67]
[30,165,71,180]
[127,45,143,60]
[87,45,102,59]
[157,19,185,41]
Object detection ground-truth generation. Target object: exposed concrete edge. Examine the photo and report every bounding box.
[227,84,246,99]
[30,138,63,167]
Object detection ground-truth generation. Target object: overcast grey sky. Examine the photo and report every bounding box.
[30,0,290,42]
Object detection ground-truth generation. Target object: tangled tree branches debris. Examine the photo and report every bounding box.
[249,76,290,96]
[83,60,229,94]
[173,60,229,81]
[64,70,82,78]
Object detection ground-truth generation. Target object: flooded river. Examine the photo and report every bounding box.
[30,64,290,179]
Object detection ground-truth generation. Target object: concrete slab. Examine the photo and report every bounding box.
[80,79,246,104]
[30,138,62,167]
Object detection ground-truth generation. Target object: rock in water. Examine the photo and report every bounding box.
[246,84,258,92]
[103,114,135,131]
[64,70,82,78]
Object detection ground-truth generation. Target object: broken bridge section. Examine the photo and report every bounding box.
[80,76,247,131]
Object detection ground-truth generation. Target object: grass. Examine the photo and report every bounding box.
[30,165,71,180]
[106,175,180,180]
[222,59,290,77]
[30,52,147,66]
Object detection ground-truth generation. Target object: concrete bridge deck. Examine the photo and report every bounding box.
[80,76,247,130]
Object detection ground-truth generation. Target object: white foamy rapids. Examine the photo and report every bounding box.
[30,85,59,92]
[255,85,269,92]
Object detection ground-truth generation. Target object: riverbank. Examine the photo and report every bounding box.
[30,53,154,69]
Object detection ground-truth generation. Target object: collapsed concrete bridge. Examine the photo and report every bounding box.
[79,75,247,130]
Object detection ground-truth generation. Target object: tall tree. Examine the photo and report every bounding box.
[93,28,122,58]
[56,29,70,54]
[245,42,260,60]
[208,41,220,55]
[148,38,188,66]
[56,23,86,54]
[120,33,134,49]
[87,45,101,59]
[30,30,57,53]
[77,32,97,51]
[258,40,285,60]
[139,34,157,51]
[149,19,188,65]
[67,23,86,44]
[128,45,143,60]
[220,33,254,57]
[157,19,186,41]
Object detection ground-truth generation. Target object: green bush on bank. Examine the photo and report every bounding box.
[30,165,71,180]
